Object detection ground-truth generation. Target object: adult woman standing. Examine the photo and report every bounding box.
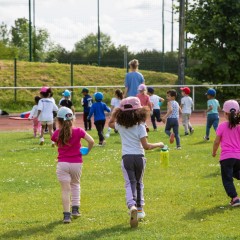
[124,59,145,97]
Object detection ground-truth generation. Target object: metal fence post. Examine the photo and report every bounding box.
[14,58,17,102]
[70,62,73,101]
[192,86,195,111]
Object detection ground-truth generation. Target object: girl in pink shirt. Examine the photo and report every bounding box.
[51,107,94,223]
[212,100,240,207]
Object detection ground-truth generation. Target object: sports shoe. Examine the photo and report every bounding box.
[51,141,55,147]
[203,136,210,141]
[176,146,182,150]
[190,128,194,135]
[137,209,146,220]
[39,137,44,145]
[129,206,138,228]
[230,198,240,207]
[72,206,81,218]
[63,212,71,223]
[184,132,189,136]
[169,133,175,144]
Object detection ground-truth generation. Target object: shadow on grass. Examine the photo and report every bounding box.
[204,170,220,178]
[0,220,60,239]
[183,205,232,221]
[56,224,132,240]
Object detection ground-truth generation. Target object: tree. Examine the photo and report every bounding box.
[11,18,49,61]
[186,0,240,83]
[74,32,114,59]
[0,22,10,45]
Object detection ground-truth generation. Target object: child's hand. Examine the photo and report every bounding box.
[159,142,164,148]
[212,152,216,157]
[162,117,166,124]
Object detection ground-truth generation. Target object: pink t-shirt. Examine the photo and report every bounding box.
[216,122,240,161]
[51,127,86,163]
[136,93,151,107]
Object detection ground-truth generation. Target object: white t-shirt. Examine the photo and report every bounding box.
[181,96,193,114]
[111,98,121,108]
[115,122,147,156]
[29,105,38,118]
[149,95,161,109]
[38,98,58,121]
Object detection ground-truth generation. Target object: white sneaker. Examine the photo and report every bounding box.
[39,137,44,145]
[129,206,138,228]
[137,210,146,220]
[51,141,55,147]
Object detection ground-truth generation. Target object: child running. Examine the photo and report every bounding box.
[51,107,94,223]
[212,100,240,207]
[60,89,75,114]
[81,88,93,131]
[162,89,181,149]
[147,87,164,131]
[28,96,41,137]
[204,88,221,141]
[180,87,194,135]
[108,97,164,228]
[37,86,58,146]
[87,92,111,145]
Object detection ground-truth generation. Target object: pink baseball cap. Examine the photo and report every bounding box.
[138,84,147,91]
[40,86,49,93]
[223,100,240,113]
[120,97,142,111]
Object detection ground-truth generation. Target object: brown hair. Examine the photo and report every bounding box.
[228,110,240,129]
[115,89,123,100]
[56,118,73,146]
[167,89,177,98]
[128,59,139,70]
[113,107,148,128]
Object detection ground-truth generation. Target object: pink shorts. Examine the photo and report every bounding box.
[56,162,82,183]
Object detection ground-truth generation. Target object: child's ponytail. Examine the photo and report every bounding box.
[228,108,240,129]
[57,119,72,146]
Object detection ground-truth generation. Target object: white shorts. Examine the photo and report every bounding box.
[40,121,53,125]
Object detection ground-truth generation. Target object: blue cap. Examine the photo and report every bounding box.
[62,89,71,97]
[80,147,89,155]
[206,88,216,96]
[94,92,103,101]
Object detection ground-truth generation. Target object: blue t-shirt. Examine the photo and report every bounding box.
[88,102,111,122]
[82,94,93,113]
[125,71,144,97]
[207,99,220,115]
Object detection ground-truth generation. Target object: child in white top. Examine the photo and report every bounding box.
[109,97,164,228]
[37,86,58,145]
[180,87,194,135]
[28,96,41,137]
[147,87,164,131]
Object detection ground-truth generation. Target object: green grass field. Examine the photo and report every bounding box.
[1,126,240,240]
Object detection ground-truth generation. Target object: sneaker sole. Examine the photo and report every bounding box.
[231,202,240,207]
[169,133,175,144]
[39,141,44,145]
[63,220,71,224]
[130,208,138,228]
[72,214,81,219]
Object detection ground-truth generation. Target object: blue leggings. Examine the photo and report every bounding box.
[165,118,180,147]
[206,113,219,137]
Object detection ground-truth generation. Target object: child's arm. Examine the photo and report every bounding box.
[140,137,164,150]
[83,133,94,153]
[87,105,94,120]
[162,101,173,123]
[212,135,220,157]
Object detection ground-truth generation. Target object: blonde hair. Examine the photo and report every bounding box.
[129,59,139,69]
[57,118,73,146]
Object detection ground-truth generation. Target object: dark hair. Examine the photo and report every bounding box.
[48,88,53,97]
[40,92,49,98]
[56,118,73,146]
[167,89,177,98]
[113,107,148,128]
[34,96,41,104]
[228,109,240,129]
[115,89,123,100]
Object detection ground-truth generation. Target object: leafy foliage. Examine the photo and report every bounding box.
[186,0,240,84]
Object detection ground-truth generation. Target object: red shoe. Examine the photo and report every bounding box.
[169,133,175,144]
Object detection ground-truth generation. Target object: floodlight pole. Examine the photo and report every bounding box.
[162,0,165,72]
[171,0,174,52]
[97,0,101,66]
[28,0,32,62]
[178,0,185,85]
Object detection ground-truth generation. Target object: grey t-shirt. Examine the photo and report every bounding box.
[115,122,147,156]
